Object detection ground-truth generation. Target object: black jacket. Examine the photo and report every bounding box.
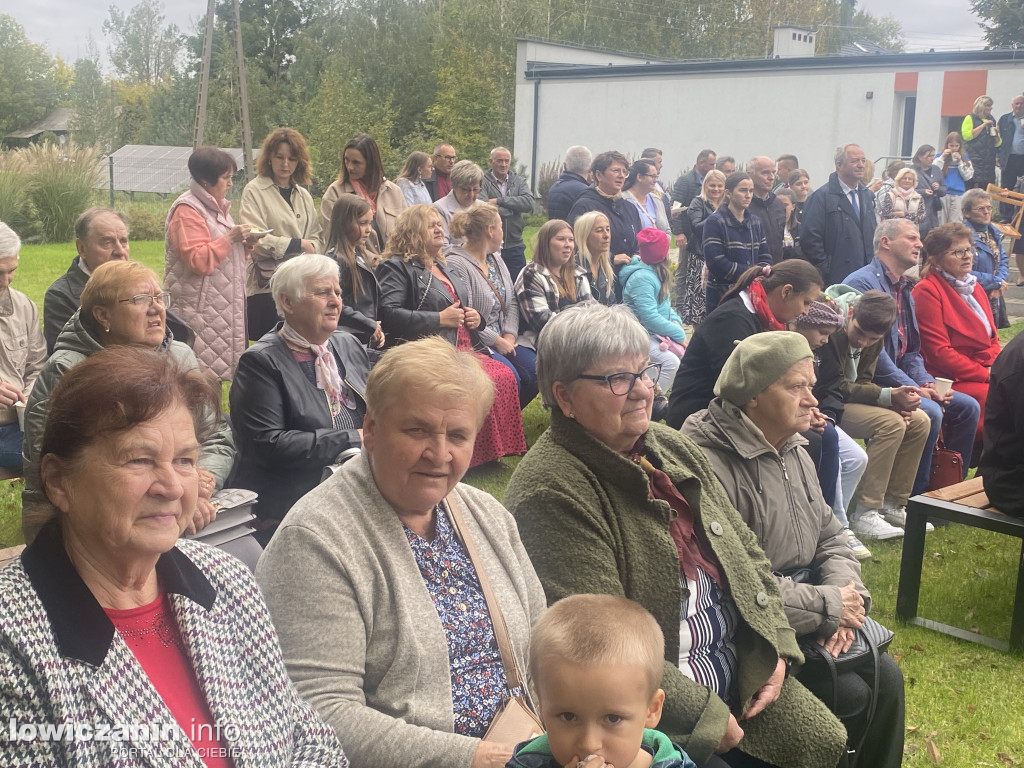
[377,255,473,348]
[228,328,369,523]
[546,171,590,221]
[672,168,703,209]
[799,173,876,286]
[914,162,947,238]
[748,192,788,264]
[980,331,1024,517]
[329,248,380,344]
[43,257,88,354]
[811,339,846,425]
[567,188,641,262]
[666,297,762,428]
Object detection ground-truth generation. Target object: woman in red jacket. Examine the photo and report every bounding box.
[914,222,1001,439]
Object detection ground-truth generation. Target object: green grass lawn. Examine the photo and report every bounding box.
[4,239,1024,765]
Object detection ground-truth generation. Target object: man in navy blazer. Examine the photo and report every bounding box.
[844,218,981,496]
[801,144,877,286]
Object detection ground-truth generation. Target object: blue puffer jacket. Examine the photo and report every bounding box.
[620,256,686,342]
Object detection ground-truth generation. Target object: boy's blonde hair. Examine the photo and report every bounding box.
[529,594,665,697]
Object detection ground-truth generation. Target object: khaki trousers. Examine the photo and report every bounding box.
[840,403,930,509]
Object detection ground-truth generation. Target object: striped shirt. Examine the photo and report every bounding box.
[677,568,738,701]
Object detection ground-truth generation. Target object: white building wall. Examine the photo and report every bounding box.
[526,68,902,189]
[516,45,1024,193]
[912,70,948,154]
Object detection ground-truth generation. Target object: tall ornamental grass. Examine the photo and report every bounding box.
[20,142,102,243]
[0,152,36,238]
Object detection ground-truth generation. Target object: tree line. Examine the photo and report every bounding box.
[2,0,917,193]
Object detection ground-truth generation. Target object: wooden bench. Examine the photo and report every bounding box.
[897,476,1024,651]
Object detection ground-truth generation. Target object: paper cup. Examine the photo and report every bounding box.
[933,378,953,397]
[14,401,25,431]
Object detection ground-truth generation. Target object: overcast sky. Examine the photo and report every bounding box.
[5,0,989,65]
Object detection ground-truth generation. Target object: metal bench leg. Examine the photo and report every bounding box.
[897,500,929,623]
[1011,541,1024,651]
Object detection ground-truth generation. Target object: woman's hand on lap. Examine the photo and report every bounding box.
[187,498,218,535]
[839,581,866,629]
[716,713,745,753]
[819,627,856,658]
[493,335,515,356]
[742,658,786,720]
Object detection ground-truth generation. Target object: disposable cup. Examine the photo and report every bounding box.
[933,377,953,397]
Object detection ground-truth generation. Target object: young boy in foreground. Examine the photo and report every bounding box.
[507,594,697,768]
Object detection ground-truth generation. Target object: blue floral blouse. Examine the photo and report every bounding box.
[404,504,513,737]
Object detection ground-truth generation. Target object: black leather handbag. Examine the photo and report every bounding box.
[780,567,895,762]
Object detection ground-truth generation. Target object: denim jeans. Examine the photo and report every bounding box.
[833,426,868,528]
[491,345,538,408]
[0,422,24,469]
[500,244,527,285]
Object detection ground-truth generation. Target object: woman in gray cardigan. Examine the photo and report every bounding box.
[447,203,538,407]
[257,336,546,768]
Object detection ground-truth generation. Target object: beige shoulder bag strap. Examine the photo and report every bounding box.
[444,492,543,742]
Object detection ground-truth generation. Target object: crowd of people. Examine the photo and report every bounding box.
[3,96,1024,768]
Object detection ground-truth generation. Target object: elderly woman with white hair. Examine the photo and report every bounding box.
[434,160,486,245]
[0,222,46,471]
[257,336,545,768]
[229,253,371,542]
[505,303,847,768]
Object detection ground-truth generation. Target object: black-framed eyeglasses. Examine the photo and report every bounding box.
[118,292,171,308]
[576,363,662,395]
[947,247,976,259]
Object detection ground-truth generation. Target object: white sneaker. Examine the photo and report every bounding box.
[850,509,905,541]
[844,529,872,560]
[884,505,934,532]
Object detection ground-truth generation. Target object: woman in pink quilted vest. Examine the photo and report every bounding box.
[165,147,265,380]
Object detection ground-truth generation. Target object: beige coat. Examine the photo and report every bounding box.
[320,178,407,254]
[0,287,46,426]
[239,175,322,296]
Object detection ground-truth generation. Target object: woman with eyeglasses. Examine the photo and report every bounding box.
[961,188,1011,327]
[623,159,671,236]
[377,205,526,466]
[229,254,372,543]
[505,303,848,768]
[433,160,486,246]
[915,222,1002,442]
[567,151,643,301]
[21,261,235,543]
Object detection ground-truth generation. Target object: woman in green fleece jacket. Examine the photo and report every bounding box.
[505,303,847,768]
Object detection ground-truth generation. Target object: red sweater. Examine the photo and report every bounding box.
[106,593,234,768]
